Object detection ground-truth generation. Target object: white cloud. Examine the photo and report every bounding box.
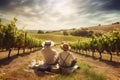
[0,0,120,30]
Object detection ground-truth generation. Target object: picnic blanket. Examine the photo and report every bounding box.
[24,60,59,75]
[24,59,79,75]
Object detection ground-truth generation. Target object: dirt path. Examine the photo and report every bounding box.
[0,46,120,80]
[0,49,55,80]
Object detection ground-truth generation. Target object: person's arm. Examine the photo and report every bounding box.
[53,49,59,63]
[52,49,59,57]
[40,49,46,62]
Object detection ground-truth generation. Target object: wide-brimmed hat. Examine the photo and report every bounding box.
[42,40,54,47]
[60,43,71,51]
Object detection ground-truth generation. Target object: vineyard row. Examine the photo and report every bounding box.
[69,31,120,61]
[0,18,42,58]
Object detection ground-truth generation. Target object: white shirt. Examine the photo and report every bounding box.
[41,47,58,65]
[58,51,74,67]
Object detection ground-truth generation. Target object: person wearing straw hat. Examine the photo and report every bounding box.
[58,43,79,73]
[58,43,76,67]
[41,40,58,65]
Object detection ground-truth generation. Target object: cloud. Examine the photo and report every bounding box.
[102,0,120,11]
[0,0,11,7]
[0,0,120,30]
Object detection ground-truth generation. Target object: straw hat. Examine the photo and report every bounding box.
[60,43,71,51]
[42,40,54,47]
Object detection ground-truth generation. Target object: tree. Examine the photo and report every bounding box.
[3,18,18,58]
[0,18,6,50]
[71,30,93,37]
[38,30,44,34]
[63,31,68,36]
[16,29,25,55]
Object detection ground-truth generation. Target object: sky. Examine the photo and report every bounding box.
[0,0,120,30]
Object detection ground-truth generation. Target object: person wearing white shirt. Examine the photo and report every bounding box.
[41,40,58,65]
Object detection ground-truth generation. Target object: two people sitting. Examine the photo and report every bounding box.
[39,40,79,73]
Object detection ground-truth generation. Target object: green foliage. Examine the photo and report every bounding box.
[0,18,42,50]
[63,31,69,36]
[0,19,6,48]
[85,72,107,80]
[26,35,42,48]
[69,31,120,61]
[29,34,88,44]
[38,30,44,34]
[71,29,93,37]
[3,18,18,49]
[15,30,25,48]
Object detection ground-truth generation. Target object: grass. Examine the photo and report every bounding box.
[76,51,120,63]
[55,62,107,80]
[29,33,89,44]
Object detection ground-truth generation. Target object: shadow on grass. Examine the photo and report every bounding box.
[85,54,120,68]
[84,55,98,60]
[99,59,120,68]
[75,51,98,60]
[73,51,120,68]
[0,48,41,67]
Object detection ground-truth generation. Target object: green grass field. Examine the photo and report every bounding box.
[29,33,90,44]
[55,62,107,80]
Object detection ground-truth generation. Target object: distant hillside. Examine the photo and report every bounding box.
[51,24,120,35]
[25,24,120,34]
[87,24,120,33]
[25,30,38,33]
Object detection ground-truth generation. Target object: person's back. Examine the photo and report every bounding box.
[58,43,76,68]
[59,51,74,67]
[58,43,79,74]
[41,40,58,65]
[41,47,58,65]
